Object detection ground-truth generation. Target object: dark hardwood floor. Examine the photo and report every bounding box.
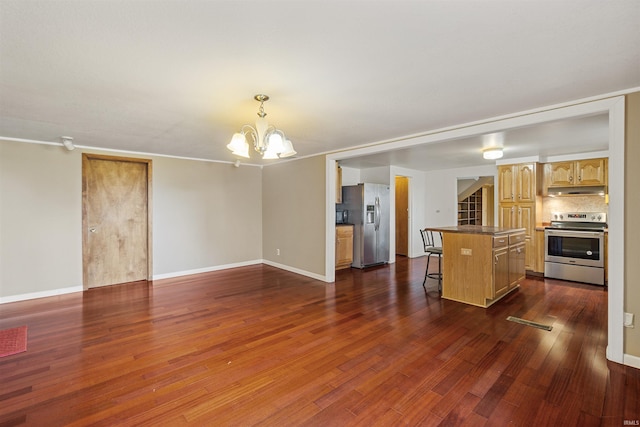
[1,257,638,426]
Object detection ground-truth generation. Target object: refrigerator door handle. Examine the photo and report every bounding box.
[374,196,380,231]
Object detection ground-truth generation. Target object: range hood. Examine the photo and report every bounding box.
[547,185,607,196]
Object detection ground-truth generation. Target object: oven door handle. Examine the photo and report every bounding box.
[545,230,604,238]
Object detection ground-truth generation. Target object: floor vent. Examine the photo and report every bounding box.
[506,316,553,331]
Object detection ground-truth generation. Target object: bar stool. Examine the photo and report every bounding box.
[420,229,442,293]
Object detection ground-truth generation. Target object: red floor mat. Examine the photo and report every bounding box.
[0,325,27,357]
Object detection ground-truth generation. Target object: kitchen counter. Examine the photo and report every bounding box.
[427,225,525,235]
[432,226,526,308]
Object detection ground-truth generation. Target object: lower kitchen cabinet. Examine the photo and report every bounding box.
[335,225,354,270]
[493,245,510,299]
[535,229,545,274]
[509,242,526,286]
[437,226,526,308]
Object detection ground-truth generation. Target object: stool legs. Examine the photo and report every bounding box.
[422,253,442,294]
[423,254,432,286]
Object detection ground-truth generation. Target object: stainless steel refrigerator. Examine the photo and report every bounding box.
[341,183,390,268]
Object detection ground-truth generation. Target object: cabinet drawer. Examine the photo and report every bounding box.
[493,235,509,248]
[509,232,526,244]
[336,225,353,238]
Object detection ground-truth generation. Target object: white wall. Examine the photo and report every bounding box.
[0,141,83,300]
[340,166,360,186]
[153,156,263,277]
[424,164,499,232]
[360,166,390,184]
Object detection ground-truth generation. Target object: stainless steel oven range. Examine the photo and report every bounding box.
[544,212,607,286]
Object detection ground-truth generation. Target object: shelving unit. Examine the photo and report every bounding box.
[458,189,482,225]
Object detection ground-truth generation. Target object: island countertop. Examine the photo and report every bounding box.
[426,225,526,235]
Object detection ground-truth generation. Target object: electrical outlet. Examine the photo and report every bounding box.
[461,248,472,256]
[624,312,634,328]
[276,249,280,256]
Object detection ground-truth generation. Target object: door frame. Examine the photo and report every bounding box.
[325,95,625,365]
[82,153,153,289]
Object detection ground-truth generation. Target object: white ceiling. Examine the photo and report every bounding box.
[1,1,639,170]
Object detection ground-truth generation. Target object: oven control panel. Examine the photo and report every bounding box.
[551,212,607,223]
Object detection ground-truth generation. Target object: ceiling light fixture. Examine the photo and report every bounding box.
[61,136,75,151]
[482,147,503,160]
[227,94,296,159]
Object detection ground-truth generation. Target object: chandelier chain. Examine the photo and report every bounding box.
[257,100,266,118]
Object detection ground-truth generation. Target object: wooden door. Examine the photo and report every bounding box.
[83,154,152,289]
[395,176,409,256]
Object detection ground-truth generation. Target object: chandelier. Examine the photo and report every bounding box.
[227,94,296,159]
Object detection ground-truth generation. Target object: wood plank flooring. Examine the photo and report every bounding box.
[1,257,638,426]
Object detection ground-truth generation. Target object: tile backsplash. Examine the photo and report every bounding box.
[541,195,608,223]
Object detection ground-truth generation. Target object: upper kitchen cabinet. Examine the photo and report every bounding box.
[545,158,608,188]
[497,163,540,203]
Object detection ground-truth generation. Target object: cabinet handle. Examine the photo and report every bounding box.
[511,193,514,200]
[495,255,499,265]
[578,174,582,182]
[569,175,573,182]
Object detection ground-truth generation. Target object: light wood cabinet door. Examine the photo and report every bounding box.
[576,158,606,186]
[509,243,526,287]
[498,205,515,229]
[517,204,534,237]
[517,163,537,202]
[335,226,353,269]
[498,203,536,271]
[548,161,575,186]
[547,158,607,188]
[492,246,510,299]
[498,165,515,202]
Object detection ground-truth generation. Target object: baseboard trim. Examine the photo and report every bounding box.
[0,286,83,304]
[152,260,263,280]
[623,353,640,370]
[262,260,329,282]
[2,261,330,304]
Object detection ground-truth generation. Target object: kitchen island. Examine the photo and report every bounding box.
[427,225,526,308]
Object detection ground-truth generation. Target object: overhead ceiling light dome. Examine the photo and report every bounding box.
[482,147,503,160]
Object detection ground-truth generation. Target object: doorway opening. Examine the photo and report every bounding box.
[457,176,494,226]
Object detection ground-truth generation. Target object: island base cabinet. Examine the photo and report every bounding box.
[442,230,524,308]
